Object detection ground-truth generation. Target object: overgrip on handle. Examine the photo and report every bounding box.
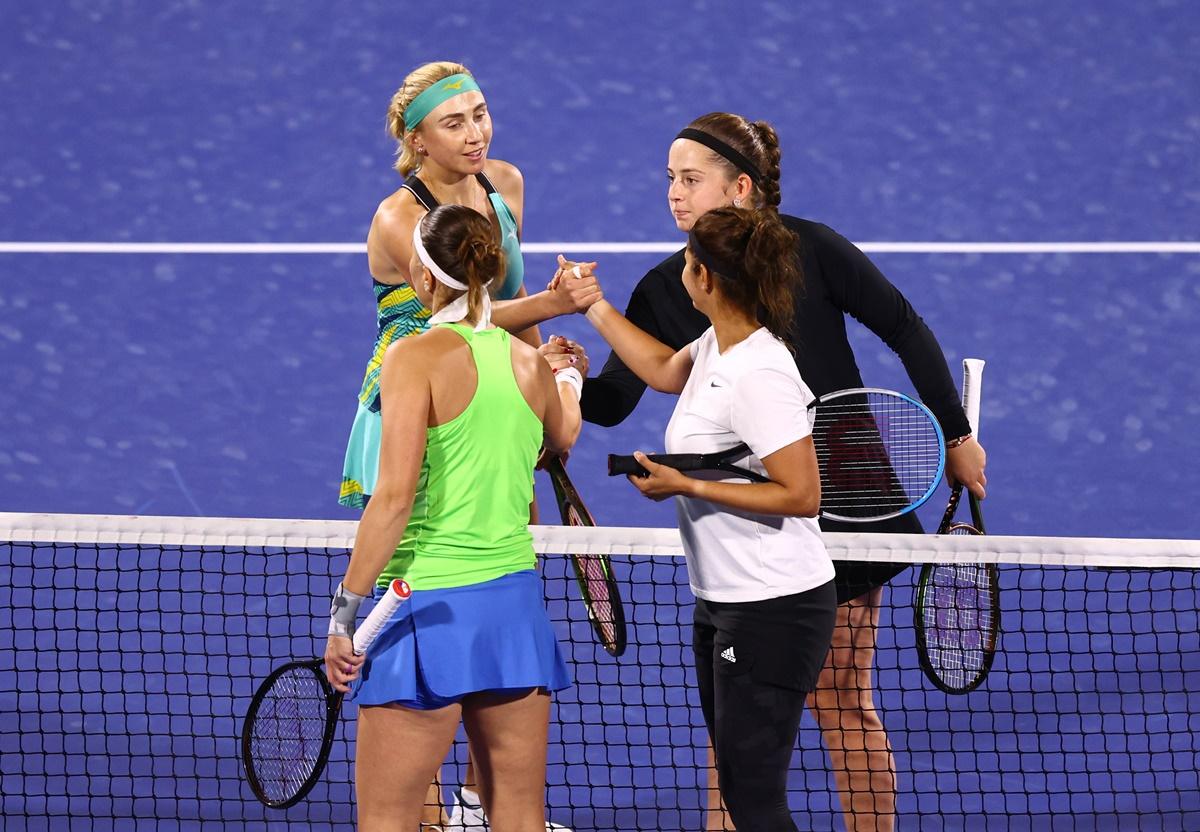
[352,579,411,655]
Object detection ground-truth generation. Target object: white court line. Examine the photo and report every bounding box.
[0,241,1199,255]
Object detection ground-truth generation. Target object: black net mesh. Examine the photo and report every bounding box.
[1,520,1198,830]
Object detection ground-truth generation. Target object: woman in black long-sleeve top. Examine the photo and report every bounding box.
[575,113,988,832]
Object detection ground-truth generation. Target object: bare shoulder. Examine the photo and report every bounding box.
[372,187,426,240]
[484,159,524,195]
[382,326,457,370]
[511,335,552,383]
[368,187,428,281]
[509,334,542,367]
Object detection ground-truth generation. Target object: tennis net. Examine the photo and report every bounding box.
[2,512,1198,831]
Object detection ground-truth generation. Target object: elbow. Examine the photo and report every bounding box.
[367,484,412,520]
[789,487,821,518]
[545,423,581,455]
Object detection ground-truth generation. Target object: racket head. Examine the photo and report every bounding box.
[914,528,1000,695]
[546,457,628,657]
[811,388,946,522]
[241,659,342,808]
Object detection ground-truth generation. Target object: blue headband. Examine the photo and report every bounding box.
[403,73,483,131]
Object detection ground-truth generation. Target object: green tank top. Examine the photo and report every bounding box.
[379,324,543,590]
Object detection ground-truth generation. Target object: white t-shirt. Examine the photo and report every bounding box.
[664,327,834,603]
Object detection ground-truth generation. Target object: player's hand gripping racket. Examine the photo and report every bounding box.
[608,388,945,522]
[545,455,628,656]
[915,358,1000,694]
[241,578,412,808]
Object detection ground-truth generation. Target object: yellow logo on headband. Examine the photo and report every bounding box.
[443,79,464,90]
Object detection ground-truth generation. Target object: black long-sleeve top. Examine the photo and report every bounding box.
[582,214,971,443]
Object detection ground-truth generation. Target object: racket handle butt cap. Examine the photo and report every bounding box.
[391,579,412,599]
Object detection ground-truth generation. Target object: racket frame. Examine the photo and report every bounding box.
[241,659,342,809]
[241,578,411,808]
[812,387,945,523]
[546,456,628,657]
[915,358,999,694]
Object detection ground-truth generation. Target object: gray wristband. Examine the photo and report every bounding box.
[328,583,367,639]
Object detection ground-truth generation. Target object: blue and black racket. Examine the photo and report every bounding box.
[608,387,946,523]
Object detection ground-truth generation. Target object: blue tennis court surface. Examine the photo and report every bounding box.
[1,1,1199,829]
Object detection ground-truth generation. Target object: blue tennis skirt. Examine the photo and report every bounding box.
[352,569,572,710]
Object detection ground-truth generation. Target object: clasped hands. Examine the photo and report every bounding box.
[546,254,604,315]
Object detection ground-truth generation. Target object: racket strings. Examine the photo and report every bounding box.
[813,394,943,517]
[566,504,621,653]
[246,667,330,803]
[920,557,998,689]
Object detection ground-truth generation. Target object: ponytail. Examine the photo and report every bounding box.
[683,113,784,212]
[688,207,801,341]
[420,205,506,323]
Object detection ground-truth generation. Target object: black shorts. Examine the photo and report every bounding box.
[821,511,923,603]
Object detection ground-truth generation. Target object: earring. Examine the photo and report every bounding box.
[733,197,743,208]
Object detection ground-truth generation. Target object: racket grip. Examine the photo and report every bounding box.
[608,452,705,477]
[351,579,411,656]
[962,358,986,437]
[608,454,649,477]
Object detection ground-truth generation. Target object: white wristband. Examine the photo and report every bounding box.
[555,367,583,401]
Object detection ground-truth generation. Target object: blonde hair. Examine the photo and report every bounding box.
[386,61,473,177]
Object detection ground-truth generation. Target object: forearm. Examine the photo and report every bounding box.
[342,491,414,595]
[553,379,583,451]
[492,291,560,334]
[585,300,678,392]
[685,478,820,517]
[890,322,972,439]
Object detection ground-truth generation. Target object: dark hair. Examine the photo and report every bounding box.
[684,112,783,211]
[688,207,800,341]
[418,204,505,322]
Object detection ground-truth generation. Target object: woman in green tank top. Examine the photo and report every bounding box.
[325,205,583,832]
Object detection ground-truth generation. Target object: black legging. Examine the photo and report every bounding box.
[694,581,837,832]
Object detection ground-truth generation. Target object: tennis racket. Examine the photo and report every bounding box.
[608,387,945,523]
[241,578,412,808]
[545,455,628,657]
[915,358,1000,695]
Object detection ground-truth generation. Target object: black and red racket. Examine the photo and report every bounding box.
[915,358,1000,695]
[241,578,411,808]
[545,456,627,657]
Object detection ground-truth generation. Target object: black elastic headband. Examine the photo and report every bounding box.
[688,229,742,280]
[675,128,763,184]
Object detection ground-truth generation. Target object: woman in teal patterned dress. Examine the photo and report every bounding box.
[341,61,599,509]
[340,61,592,831]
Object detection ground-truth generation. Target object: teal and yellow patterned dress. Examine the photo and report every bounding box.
[339,171,525,508]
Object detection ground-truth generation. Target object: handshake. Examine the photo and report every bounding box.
[546,254,603,315]
[539,254,604,380]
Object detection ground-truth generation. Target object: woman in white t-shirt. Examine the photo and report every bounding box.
[583,206,837,831]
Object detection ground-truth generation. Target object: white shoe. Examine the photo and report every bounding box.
[445,787,573,831]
